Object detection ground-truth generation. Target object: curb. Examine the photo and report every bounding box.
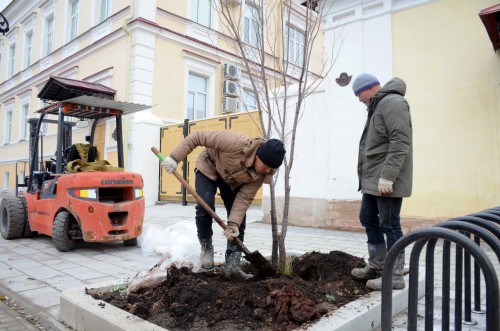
[60,276,425,331]
[0,284,69,331]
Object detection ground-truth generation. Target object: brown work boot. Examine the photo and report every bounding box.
[199,238,214,269]
[351,242,386,280]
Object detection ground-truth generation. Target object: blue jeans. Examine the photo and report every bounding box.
[194,170,246,242]
[359,193,403,251]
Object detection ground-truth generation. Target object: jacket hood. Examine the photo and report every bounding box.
[379,77,406,97]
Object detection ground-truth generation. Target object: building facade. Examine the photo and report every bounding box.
[0,0,322,207]
[271,0,499,231]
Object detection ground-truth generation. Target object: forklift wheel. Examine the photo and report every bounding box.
[20,196,37,238]
[0,198,26,240]
[124,238,138,246]
[52,211,78,252]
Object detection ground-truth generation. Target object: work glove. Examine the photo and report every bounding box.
[223,222,240,240]
[378,178,394,195]
[162,156,178,173]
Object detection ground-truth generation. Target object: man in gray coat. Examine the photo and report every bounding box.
[350,73,413,290]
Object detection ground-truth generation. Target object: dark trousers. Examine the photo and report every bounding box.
[195,170,246,243]
[359,193,403,251]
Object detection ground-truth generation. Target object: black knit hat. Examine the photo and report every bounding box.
[256,139,286,168]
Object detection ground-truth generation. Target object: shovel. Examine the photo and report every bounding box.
[151,146,277,278]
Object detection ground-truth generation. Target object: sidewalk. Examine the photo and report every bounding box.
[0,201,494,330]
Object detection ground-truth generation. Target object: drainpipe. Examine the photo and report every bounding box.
[121,0,135,170]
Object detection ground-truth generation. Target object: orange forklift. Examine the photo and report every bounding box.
[0,77,148,251]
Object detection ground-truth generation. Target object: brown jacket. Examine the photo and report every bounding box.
[170,131,275,225]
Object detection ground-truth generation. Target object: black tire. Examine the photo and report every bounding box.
[0,198,26,240]
[20,196,37,238]
[124,238,138,246]
[52,211,78,252]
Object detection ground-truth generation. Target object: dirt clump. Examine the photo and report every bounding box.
[92,250,371,331]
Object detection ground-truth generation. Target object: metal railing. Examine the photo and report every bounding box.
[381,206,500,330]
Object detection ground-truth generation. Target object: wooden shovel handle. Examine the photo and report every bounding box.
[171,170,251,255]
[171,170,227,230]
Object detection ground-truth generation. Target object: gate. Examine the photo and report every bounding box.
[159,111,261,203]
[381,206,500,330]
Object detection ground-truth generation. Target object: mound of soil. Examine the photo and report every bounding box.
[92,251,371,331]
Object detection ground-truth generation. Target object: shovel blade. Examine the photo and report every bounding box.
[243,251,277,278]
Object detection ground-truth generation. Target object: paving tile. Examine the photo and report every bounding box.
[41,274,85,292]
[18,286,60,308]
[1,276,46,292]
[0,262,24,279]
[23,266,64,280]
[60,267,107,281]
[3,258,43,270]
[41,259,80,270]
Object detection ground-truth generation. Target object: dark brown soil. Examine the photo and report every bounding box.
[92,251,371,331]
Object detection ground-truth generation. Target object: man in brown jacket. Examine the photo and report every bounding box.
[162,130,286,279]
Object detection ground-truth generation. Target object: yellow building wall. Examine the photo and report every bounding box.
[393,0,500,217]
[159,111,262,203]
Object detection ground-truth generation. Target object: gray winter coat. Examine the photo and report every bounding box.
[357,77,413,197]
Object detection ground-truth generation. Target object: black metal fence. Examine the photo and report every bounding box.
[381,206,500,330]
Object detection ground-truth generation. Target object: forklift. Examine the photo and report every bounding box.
[0,76,148,251]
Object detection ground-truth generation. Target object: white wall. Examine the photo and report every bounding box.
[275,0,395,202]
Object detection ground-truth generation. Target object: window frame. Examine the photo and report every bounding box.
[183,53,216,120]
[285,24,305,67]
[4,107,13,144]
[243,2,260,48]
[68,0,80,42]
[3,172,9,193]
[187,73,208,121]
[24,30,33,69]
[8,43,15,79]
[241,88,257,111]
[19,102,30,141]
[96,0,111,24]
[190,0,212,27]
[44,15,54,56]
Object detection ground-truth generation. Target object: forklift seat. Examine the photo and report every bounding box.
[64,144,98,163]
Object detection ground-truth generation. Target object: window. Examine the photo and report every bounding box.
[8,44,15,78]
[69,0,80,41]
[97,0,110,23]
[24,31,33,69]
[44,15,54,56]
[39,101,50,135]
[187,73,207,120]
[20,103,30,140]
[3,172,9,192]
[243,3,259,47]
[18,170,25,185]
[241,89,257,111]
[190,0,211,27]
[4,109,12,143]
[285,25,305,66]
[41,118,49,135]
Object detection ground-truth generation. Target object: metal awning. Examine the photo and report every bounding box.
[37,76,116,101]
[36,96,150,119]
[479,4,500,51]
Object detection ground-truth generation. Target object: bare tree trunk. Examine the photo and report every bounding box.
[213,0,337,271]
[270,183,279,267]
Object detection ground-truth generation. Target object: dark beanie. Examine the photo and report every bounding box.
[256,139,286,168]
